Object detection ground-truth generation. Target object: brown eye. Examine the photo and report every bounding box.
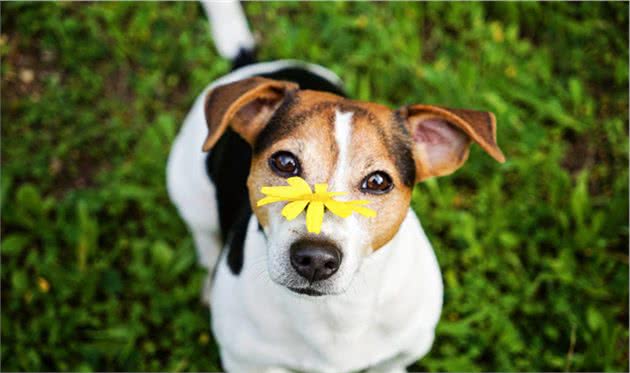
[269,151,300,177]
[361,171,393,194]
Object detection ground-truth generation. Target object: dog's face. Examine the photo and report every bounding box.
[203,77,504,296]
[247,94,417,296]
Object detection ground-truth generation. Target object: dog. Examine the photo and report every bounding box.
[167,2,505,372]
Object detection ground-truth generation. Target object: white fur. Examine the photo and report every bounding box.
[211,212,442,373]
[331,110,353,191]
[167,64,444,372]
[166,85,221,270]
[263,197,366,295]
[202,0,255,60]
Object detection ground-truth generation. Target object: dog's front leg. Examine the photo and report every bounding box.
[220,350,293,373]
[364,355,408,373]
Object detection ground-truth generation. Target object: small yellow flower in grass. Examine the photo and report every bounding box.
[37,277,50,293]
[198,332,210,345]
[257,176,376,234]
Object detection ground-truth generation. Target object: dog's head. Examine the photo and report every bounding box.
[202,77,504,296]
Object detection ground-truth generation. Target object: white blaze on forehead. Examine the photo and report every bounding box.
[331,110,353,191]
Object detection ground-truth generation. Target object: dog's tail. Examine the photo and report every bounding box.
[201,0,256,69]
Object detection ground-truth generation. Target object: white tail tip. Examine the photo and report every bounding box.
[201,0,255,60]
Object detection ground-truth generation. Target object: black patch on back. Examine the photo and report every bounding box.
[205,128,252,241]
[225,204,252,275]
[259,67,346,97]
[232,48,257,70]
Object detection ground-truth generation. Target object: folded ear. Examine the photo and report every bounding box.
[202,77,299,151]
[398,104,506,182]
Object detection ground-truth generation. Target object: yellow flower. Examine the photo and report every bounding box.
[37,277,50,293]
[257,176,376,234]
[198,332,210,345]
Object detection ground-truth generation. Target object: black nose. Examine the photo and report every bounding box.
[290,239,342,283]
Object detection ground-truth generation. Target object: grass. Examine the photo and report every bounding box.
[1,2,628,371]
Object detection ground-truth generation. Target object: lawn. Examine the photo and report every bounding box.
[1,2,628,372]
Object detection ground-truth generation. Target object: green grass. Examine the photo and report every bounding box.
[1,2,628,371]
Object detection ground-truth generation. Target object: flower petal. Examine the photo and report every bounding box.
[306,201,324,233]
[257,196,286,206]
[286,177,313,194]
[282,200,309,220]
[350,204,377,217]
[324,200,353,218]
[314,184,328,194]
[260,185,303,199]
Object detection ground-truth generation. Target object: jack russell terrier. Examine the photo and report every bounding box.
[167,2,505,372]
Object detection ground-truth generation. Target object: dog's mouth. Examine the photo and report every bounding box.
[288,287,325,296]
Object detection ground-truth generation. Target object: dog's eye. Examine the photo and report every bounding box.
[269,151,300,177]
[360,171,393,194]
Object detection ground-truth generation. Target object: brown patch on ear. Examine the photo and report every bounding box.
[202,77,299,151]
[404,105,505,162]
[399,104,506,182]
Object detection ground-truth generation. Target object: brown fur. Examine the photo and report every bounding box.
[245,90,415,251]
[203,77,298,151]
[398,104,505,182]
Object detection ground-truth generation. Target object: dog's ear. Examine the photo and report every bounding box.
[398,104,505,182]
[202,77,299,151]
